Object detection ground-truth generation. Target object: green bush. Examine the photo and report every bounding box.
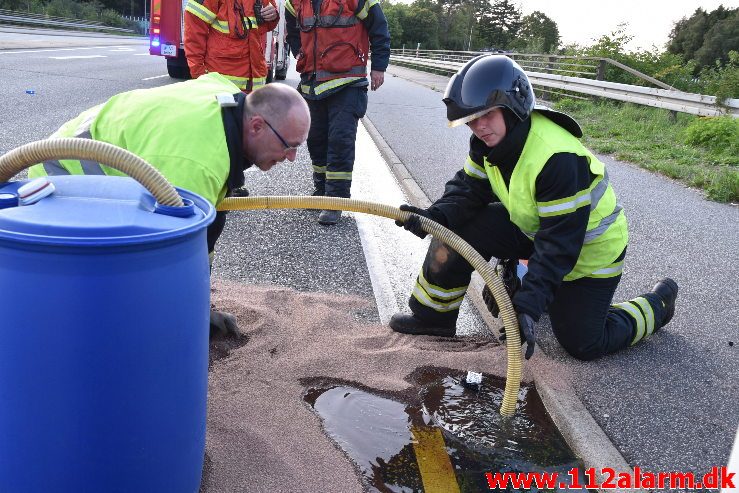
[684,116,739,155]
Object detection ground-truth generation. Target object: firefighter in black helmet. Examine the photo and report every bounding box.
[391,55,678,361]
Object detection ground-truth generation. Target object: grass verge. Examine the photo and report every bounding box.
[552,99,739,203]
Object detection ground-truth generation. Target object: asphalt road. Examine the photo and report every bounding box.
[1,29,737,490]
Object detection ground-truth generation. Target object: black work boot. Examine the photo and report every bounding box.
[318,209,341,225]
[231,187,250,197]
[389,314,456,337]
[651,278,679,327]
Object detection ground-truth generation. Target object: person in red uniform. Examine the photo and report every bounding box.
[184,0,279,93]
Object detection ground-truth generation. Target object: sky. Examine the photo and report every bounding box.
[517,0,738,50]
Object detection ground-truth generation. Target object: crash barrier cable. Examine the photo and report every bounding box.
[0,138,522,416]
[219,196,523,416]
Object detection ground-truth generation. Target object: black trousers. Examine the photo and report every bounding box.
[207,210,227,254]
[409,203,665,360]
[306,86,369,198]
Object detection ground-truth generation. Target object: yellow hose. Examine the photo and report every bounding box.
[0,138,183,207]
[0,138,523,416]
[219,196,523,417]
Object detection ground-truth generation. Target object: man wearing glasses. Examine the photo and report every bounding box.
[285,0,390,225]
[28,73,310,335]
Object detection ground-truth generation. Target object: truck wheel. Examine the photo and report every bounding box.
[166,51,191,80]
[275,68,287,80]
[266,65,275,84]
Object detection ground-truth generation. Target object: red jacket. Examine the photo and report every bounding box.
[184,0,278,92]
[292,0,369,83]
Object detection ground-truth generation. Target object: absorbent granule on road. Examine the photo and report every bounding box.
[201,279,524,492]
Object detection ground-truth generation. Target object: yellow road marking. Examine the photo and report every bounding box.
[411,426,461,493]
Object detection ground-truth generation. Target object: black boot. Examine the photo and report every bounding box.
[389,313,456,337]
[651,278,678,327]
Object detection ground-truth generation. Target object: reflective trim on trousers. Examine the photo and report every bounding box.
[418,270,467,300]
[412,284,464,313]
[326,171,352,180]
[614,296,656,345]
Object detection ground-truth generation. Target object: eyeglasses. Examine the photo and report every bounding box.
[261,116,299,152]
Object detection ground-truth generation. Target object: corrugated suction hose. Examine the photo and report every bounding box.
[219,196,523,417]
[0,138,183,207]
[0,138,523,416]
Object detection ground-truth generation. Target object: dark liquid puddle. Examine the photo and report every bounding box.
[304,367,592,492]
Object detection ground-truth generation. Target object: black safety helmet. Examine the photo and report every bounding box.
[443,55,535,128]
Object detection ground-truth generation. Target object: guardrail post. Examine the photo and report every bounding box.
[416,43,420,58]
[548,56,555,74]
[597,59,606,81]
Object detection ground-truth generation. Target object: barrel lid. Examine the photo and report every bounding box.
[0,176,215,247]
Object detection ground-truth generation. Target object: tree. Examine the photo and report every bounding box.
[668,6,739,70]
[516,10,559,53]
[402,5,440,49]
[381,0,406,48]
[477,0,521,50]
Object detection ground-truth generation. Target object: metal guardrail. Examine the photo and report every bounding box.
[0,8,134,33]
[391,50,739,118]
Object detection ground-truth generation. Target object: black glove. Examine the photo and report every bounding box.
[395,204,433,239]
[499,312,536,360]
[482,259,521,318]
[210,310,239,338]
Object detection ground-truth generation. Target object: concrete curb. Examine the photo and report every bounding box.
[362,110,644,493]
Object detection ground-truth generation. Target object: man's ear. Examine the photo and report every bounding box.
[246,115,263,135]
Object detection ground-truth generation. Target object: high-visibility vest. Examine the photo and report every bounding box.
[286,0,376,95]
[29,73,240,206]
[483,112,628,280]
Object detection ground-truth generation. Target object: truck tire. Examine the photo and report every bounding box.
[166,51,191,80]
[275,67,287,80]
[266,64,274,84]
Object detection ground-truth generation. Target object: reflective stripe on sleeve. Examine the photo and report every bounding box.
[356,0,379,19]
[537,188,592,217]
[463,156,487,179]
[185,0,217,23]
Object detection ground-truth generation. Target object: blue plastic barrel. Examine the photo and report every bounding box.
[0,175,215,493]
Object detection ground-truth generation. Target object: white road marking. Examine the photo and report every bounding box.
[49,55,107,59]
[352,122,487,335]
[0,45,133,55]
[142,74,169,80]
[133,53,149,56]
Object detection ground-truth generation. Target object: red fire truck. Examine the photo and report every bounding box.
[148,0,291,81]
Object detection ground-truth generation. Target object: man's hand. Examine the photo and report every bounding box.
[499,312,536,360]
[370,70,384,91]
[395,204,434,239]
[261,4,278,21]
[210,310,239,338]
